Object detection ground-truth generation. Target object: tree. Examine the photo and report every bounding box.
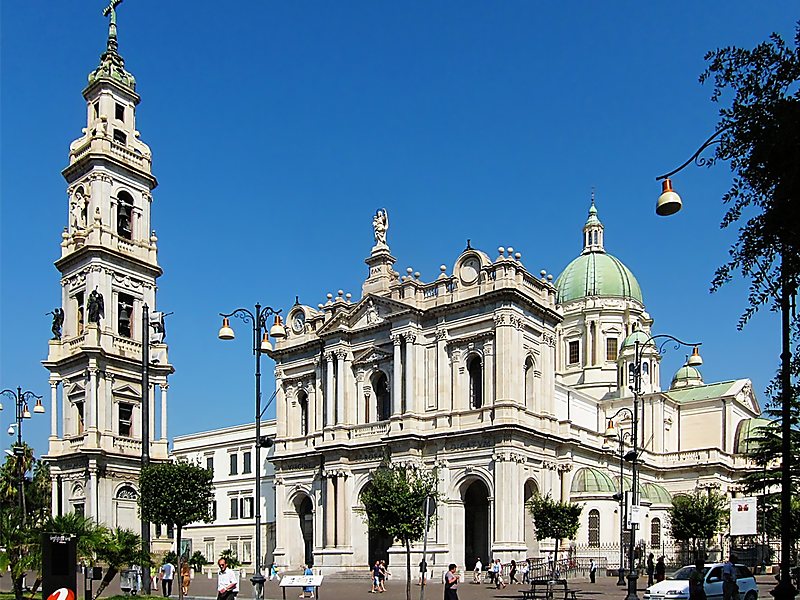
[700,26,800,591]
[0,444,51,600]
[528,494,582,575]
[667,492,727,560]
[188,550,208,572]
[139,462,214,600]
[360,462,439,600]
[219,548,241,569]
[94,528,150,599]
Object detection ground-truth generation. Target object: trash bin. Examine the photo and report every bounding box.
[120,569,140,596]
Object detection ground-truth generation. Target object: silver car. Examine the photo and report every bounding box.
[643,563,758,600]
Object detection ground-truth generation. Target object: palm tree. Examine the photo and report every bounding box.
[93,528,149,599]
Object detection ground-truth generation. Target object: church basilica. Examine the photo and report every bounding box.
[267,205,762,574]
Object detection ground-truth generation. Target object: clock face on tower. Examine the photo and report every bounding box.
[459,256,481,285]
[291,311,306,333]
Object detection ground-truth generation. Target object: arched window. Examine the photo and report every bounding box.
[117,485,138,500]
[117,191,134,239]
[298,391,309,436]
[467,355,483,409]
[373,372,390,421]
[650,517,661,548]
[588,509,600,548]
[642,362,650,383]
[524,356,535,409]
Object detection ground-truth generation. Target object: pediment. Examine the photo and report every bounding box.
[735,380,761,415]
[352,345,393,366]
[316,294,410,337]
[65,380,86,398]
[113,383,141,400]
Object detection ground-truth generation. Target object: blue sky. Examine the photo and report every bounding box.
[1,2,797,457]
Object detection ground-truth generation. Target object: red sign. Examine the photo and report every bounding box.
[47,588,76,600]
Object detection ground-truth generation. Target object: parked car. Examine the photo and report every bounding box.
[643,563,758,600]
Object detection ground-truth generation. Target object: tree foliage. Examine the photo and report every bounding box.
[528,494,582,570]
[0,444,51,600]
[702,25,800,327]
[360,462,438,600]
[93,528,149,599]
[667,492,727,559]
[140,461,213,600]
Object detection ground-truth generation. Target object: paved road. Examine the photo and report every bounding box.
[2,572,784,599]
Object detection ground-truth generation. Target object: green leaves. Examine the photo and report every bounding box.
[528,494,582,542]
[667,491,727,552]
[360,462,438,545]
[138,462,214,528]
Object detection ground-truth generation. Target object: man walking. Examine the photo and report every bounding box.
[722,554,738,600]
[217,558,239,600]
[159,560,175,597]
[589,559,597,583]
[647,554,655,586]
[473,558,482,584]
[444,564,460,600]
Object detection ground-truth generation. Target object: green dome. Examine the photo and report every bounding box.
[733,418,772,454]
[555,252,643,304]
[621,330,654,350]
[615,476,648,501]
[670,365,704,389]
[643,483,672,505]
[571,467,617,494]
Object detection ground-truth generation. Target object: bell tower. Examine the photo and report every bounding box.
[43,1,174,532]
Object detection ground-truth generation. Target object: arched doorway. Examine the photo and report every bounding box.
[362,483,393,566]
[463,480,489,570]
[297,496,314,566]
[524,479,540,557]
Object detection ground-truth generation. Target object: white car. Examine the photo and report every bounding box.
[643,563,758,600]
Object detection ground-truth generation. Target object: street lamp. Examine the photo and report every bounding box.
[218,304,286,600]
[604,417,633,586]
[612,334,701,600]
[0,387,45,522]
[655,132,797,600]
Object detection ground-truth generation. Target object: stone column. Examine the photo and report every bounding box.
[355,370,365,424]
[89,465,99,521]
[160,384,168,440]
[313,357,323,432]
[275,369,286,438]
[336,350,346,425]
[87,367,98,430]
[493,313,513,402]
[50,380,59,438]
[391,334,403,416]
[436,330,448,412]
[483,340,494,410]
[324,474,335,548]
[336,473,349,546]
[325,353,335,427]
[404,334,416,414]
[51,478,59,516]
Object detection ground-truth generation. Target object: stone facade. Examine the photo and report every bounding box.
[261,205,761,576]
[42,13,173,547]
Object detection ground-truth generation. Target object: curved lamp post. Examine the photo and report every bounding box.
[0,387,45,522]
[604,416,633,586]
[218,305,286,600]
[655,129,797,600]
[609,335,701,600]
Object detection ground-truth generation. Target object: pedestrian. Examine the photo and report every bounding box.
[647,554,655,586]
[419,558,428,586]
[722,554,738,600]
[269,563,280,582]
[689,559,707,600]
[510,560,518,584]
[444,564,460,600]
[494,560,506,589]
[521,560,530,584]
[216,558,238,600]
[379,560,389,591]
[300,564,314,598]
[181,562,191,596]
[370,561,381,593]
[473,558,483,584]
[589,559,597,584]
[159,560,175,597]
[655,556,666,583]
[547,553,554,578]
